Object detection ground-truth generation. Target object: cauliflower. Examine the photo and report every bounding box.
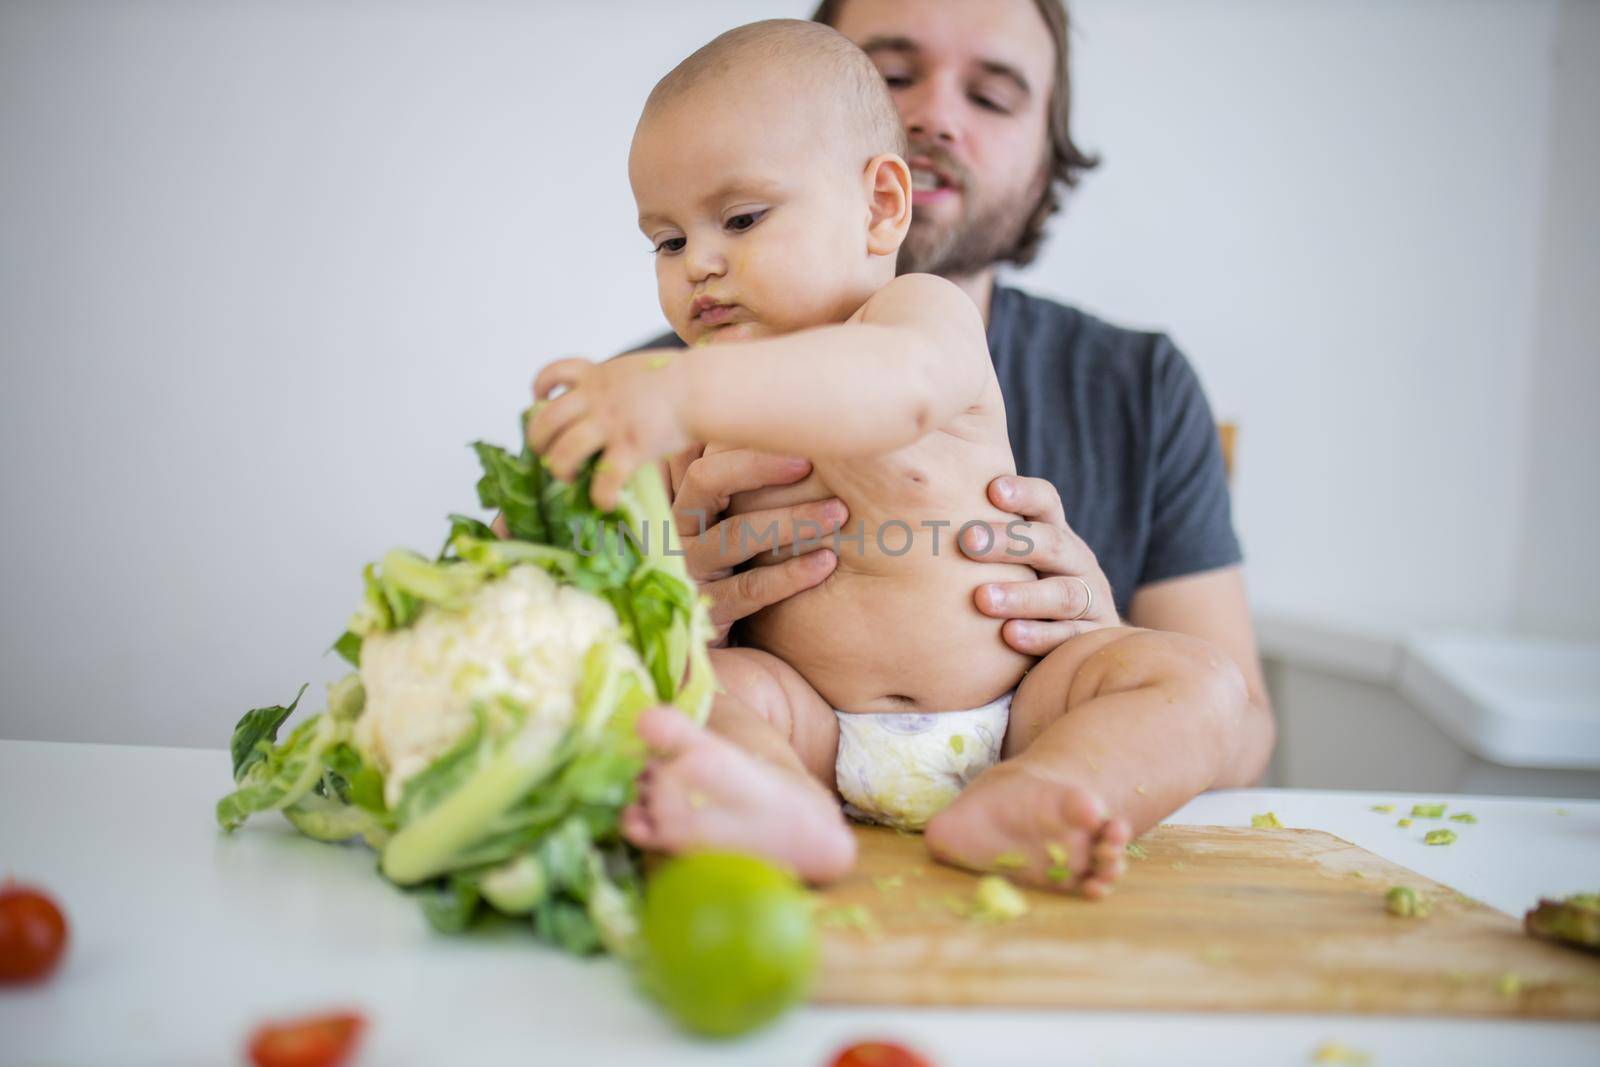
[355,564,640,807]
[216,414,713,959]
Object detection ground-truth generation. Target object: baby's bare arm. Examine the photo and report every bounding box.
[679,273,989,457]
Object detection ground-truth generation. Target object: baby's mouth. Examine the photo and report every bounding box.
[690,296,746,328]
[696,303,740,326]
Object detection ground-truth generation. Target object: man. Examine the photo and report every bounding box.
[657,0,1274,784]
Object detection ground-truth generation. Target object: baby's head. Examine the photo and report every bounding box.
[630,20,911,346]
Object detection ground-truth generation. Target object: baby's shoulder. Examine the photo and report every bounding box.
[855,273,984,336]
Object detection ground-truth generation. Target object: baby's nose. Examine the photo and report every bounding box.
[685,244,727,283]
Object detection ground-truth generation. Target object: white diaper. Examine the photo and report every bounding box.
[833,692,1012,831]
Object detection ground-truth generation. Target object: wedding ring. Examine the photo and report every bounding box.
[1067,575,1094,621]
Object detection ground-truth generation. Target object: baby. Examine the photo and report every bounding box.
[530,21,1249,895]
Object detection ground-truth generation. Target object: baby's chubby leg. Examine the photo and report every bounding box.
[926,628,1248,897]
[621,647,856,883]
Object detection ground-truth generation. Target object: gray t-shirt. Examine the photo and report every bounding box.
[635,284,1240,614]
[985,285,1241,615]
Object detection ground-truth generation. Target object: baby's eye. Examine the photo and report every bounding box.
[653,236,686,255]
[971,93,1010,115]
[725,210,767,233]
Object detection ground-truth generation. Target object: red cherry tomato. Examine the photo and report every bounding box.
[827,1040,936,1067]
[0,882,69,983]
[247,1011,366,1067]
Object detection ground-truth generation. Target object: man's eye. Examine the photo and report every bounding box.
[726,210,766,233]
[883,74,912,89]
[654,237,686,254]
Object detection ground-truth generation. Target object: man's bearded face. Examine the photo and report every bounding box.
[898,137,1050,278]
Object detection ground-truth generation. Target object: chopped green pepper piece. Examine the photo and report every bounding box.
[1497,972,1522,997]
[1125,842,1149,860]
[1424,829,1457,846]
[971,875,1029,922]
[1396,818,1413,828]
[1044,842,1071,884]
[1385,885,1431,918]
[991,850,1027,870]
[1369,804,1395,814]
[820,903,881,938]
[1251,812,1283,829]
[1411,802,1447,819]
[1449,812,1477,824]
[1311,1041,1372,1065]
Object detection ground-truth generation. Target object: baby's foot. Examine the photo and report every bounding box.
[924,761,1131,897]
[620,706,857,884]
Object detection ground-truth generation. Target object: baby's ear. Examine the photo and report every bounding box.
[863,153,912,257]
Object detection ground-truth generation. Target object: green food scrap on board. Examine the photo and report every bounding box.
[1385,886,1431,918]
[971,875,1029,922]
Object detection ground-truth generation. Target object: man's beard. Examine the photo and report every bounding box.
[897,142,1050,279]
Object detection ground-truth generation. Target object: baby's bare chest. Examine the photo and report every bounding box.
[721,427,1015,528]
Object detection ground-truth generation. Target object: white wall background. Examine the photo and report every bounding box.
[2,0,1594,747]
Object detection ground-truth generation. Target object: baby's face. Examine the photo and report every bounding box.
[630,76,890,347]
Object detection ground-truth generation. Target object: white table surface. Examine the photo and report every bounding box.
[2,739,1598,1067]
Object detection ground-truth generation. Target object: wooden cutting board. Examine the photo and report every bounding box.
[813,825,1600,1018]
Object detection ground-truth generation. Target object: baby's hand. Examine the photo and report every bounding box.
[528,349,691,510]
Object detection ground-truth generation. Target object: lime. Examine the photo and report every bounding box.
[641,852,817,1037]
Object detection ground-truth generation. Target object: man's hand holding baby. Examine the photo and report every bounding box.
[667,444,849,647]
[529,349,694,511]
[960,474,1122,653]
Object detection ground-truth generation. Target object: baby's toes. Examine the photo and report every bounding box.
[620,803,656,849]
[1047,782,1109,834]
[637,773,701,851]
[1080,876,1116,900]
[1091,839,1127,884]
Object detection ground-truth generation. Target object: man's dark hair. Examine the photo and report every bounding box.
[811,0,1099,266]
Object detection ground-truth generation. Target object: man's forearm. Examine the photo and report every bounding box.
[678,322,979,457]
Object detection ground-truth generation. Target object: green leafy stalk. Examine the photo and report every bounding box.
[229,684,309,782]
[217,709,345,831]
[381,710,573,885]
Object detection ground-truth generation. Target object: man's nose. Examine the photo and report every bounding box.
[899,75,962,146]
